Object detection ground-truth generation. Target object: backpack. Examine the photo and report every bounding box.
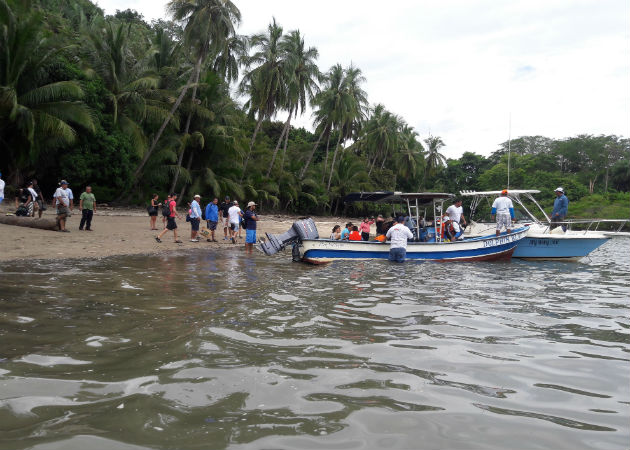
[15,205,29,216]
[162,201,171,217]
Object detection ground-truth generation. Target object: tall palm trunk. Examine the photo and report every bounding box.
[326,132,343,192]
[178,149,196,205]
[321,133,332,183]
[170,68,201,194]
[240,113,264,182]
[132,55,202,183]
[299,126,327,179]
[280,114,291,170]
[266,107,293,177]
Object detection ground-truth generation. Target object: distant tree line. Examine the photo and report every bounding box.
[1,0,628,216]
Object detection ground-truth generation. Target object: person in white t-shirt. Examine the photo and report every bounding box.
[386,216,414,262]
[445,199,466,227]
[54,180,71,232]
[227,200,243,244]
[491,189,515,236]
[0,171,5,206]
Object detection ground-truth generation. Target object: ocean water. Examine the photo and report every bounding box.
[0,239,628,449]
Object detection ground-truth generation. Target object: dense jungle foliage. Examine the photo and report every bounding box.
[1,0,628,219]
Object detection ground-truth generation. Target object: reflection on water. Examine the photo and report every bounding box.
[0,240,629,450]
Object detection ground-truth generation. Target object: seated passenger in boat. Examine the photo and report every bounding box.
[330,225,341,240]
[348,226,362,241]
[443,216,464,241]
[341,222,353,240]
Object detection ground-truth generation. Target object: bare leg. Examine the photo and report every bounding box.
[173,229,179,242]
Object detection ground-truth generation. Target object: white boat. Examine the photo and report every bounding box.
[260,192,529,264]
[459,190,620,260]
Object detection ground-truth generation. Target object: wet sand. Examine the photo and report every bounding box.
[0,206,356,263]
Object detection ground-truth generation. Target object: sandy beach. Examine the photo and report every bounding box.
[0,205,354,263]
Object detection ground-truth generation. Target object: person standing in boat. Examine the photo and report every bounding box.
[490,189,514,237]
[446,199,466,228]
[550,187,569,232]
[386,216,414,263]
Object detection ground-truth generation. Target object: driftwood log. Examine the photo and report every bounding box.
[0,215,60,231]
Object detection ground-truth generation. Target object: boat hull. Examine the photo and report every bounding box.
[513,235,610,260]
[301,228,528,264]
[464,223,610,260]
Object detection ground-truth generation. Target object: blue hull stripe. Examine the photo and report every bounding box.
[304,241,518,260]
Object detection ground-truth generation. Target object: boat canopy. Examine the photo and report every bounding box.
[344,191,454,204]
[460,189,541,197]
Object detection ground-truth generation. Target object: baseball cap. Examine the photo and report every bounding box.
[224,195,230,200]
[396,216,405,223]
[60,180,69,185]
[501,189,508,195]
[555,187,564,193]
[194,194,201,198]
[247,201,256,207]
[233,200,238,205]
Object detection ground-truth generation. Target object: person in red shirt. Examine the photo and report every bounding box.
[348,225,362,241]
[155,193,183,243]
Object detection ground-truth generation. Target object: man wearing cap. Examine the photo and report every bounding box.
[204,197,219,242]
[227,200,242,244]
[386,216,414,262]
[189,194,202,242]
[54,180,71,232]
[491,189,515,236]
[551,187,569,232]
[219,195,233,240]
[244,201,259,253]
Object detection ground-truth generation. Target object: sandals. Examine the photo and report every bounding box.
[175,240,183,243]
[155,237,162,243]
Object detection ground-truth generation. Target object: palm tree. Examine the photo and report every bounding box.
[133,0,241,184]
[327,64,368,192]
[239,18,284,180]
[0,0,95,183]
[266,29,320,177]
[423,135,447,187]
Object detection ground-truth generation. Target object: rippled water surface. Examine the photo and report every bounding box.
[1,239,629,450]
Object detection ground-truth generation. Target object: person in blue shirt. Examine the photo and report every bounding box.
[341,222,353,240]
[244,201,259,253]
[551,187,569,232]
[204,197,219,242]
[189,195,202,242]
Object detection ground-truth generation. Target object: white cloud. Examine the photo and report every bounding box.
[94,0,629,159]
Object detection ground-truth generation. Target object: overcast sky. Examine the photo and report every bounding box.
[94,0,629,159]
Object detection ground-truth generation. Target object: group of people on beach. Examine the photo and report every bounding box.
[4,175,97,233]
[150,194,259,253]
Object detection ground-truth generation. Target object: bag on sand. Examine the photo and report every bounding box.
[15,205,29,216]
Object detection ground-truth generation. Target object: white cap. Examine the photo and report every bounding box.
[555,187,564,193]
[247,201,256,207]
[194,194,201,198]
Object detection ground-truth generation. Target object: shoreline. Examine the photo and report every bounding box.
[0,206,359,264]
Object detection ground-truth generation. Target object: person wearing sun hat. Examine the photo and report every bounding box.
[244,201,259,253]
[490,189,515,237]
[551,187,569,232]
[189,194,202,242]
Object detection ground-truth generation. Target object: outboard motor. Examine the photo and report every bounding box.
[259,218,319,256]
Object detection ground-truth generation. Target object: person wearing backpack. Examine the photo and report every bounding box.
[161,194,172,229]
[155,193,183,243]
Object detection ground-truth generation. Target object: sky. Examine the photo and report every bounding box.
[94,0,629,159]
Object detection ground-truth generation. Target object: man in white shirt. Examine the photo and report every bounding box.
[385,216,414,262]
[189,194,202,242]
[66,186,74,211]
[446,199,466,227]
[227,200,243,244]
[491,189,515,236]
[54,180,71,232]
[0,171,5,206]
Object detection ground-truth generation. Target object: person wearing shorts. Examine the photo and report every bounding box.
[227,200,242,244]
[156,193,182,243]
[491,189,515,236]
[204,197,219,242]
[244,201,259,253]
[54,180,71,232]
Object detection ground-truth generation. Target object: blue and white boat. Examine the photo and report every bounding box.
[460,190,613,260]
[260,192,528,264]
